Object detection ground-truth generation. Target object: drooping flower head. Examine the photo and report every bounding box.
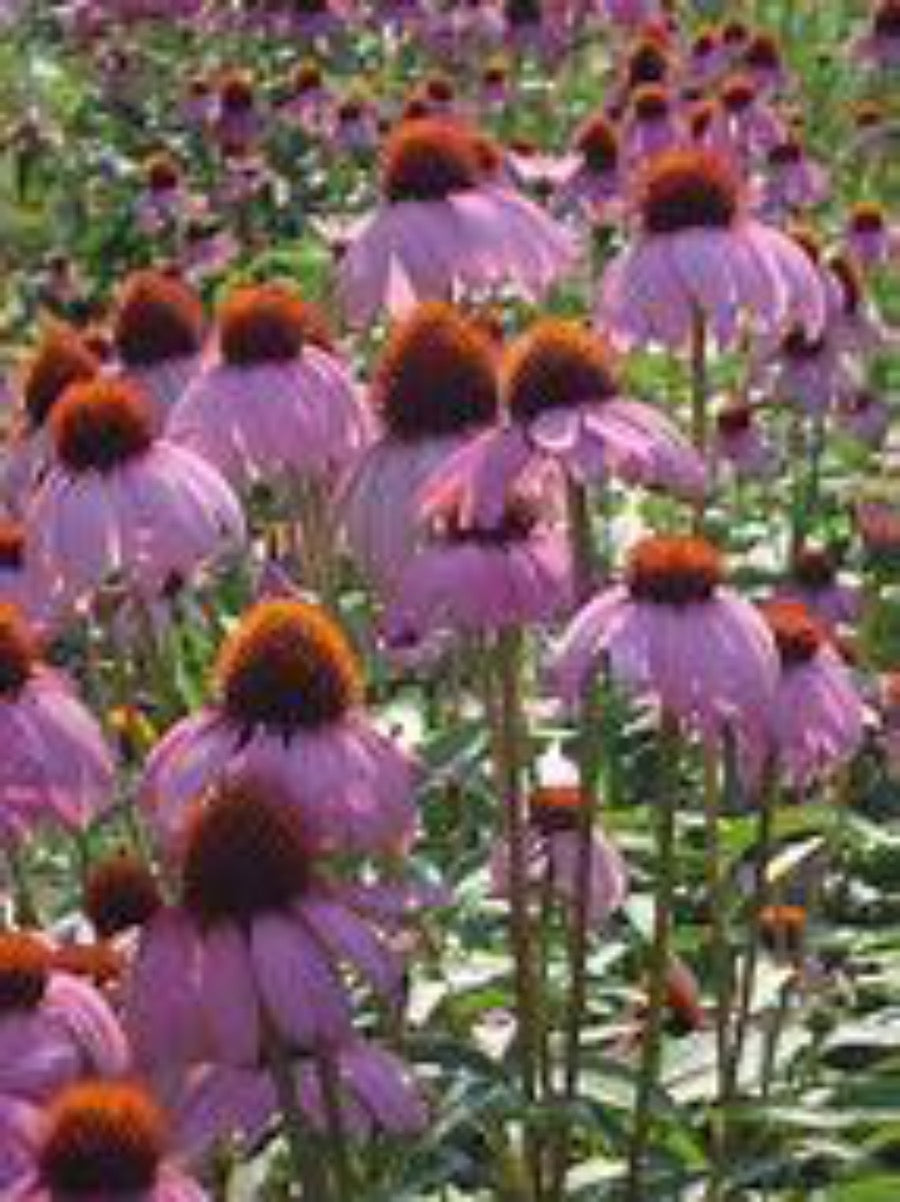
[129,776,412,1072]
[599,146,826,347]
[28,378,244,608]
[760,600,865,785]
[10,1080,206,1201]
[20,326,100,435]
[140,598,416,853]
[113,271,205,420]
[169,283,364,488]
[384,490,572,647]
[0,605,114,838]
[84,852,163,940]
[343,303,499,588]
[0,930,127,1114]
[339,117,573,325]
[554,534,778,746]
[423,318,705,531]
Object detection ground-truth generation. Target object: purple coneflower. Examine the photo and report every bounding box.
[140,598,416,853]
[782,547,861,630]
[763,138,830,217]
[712,401,777,480]
[0,606,113,839]
[836,387,892,448]
[27,379,244,609]
[6,1080,206,1201]
[112,270,206,423]
[342,303,499,590]
[128,778,408,1069]
[845,202,897,272]
[1,326,100,514]
[556,112,621,216]
[554,535,778,745]
[622,84,680,162]
[137,152,185,234]
[491,786,628,926]
[0,522,47,631]
[425,319,706,526]
[338,117,573,325]
[384,491,571,648]
[761,600,865,786]
[169,283,365,490]
[599,147,825,348]
[855,0,900,69]
[0,932,127,1109]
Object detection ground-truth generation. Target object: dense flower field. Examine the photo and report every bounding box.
[0,0,897,1198]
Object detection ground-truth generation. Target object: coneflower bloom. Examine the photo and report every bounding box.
[214,71,261,156]
[6,1080,206,1201]
[169,284,365,490]
[425,319,706,526]
[0,932,127,1108]
[763,138,830,217]
[782,547,861,629]
[598,147,825,349]
[112,270,206,422]
[836,388,892,448]
[0,606,113,838]
[760,601,865,786]
[556,113,621,216]
[554,535,778,745]
[342,303,499,590]
[765,324,855,417]
[845,202,896,271]
[128,779,408,1070]
[711,74,785,163]
[491,786,628,927]
[140,599,416,853]
[383,493,571,647]
[712,402,777,480]
[0,521,47,630]
[622,84,680,162]
[27,379,244,610]
[742,32,787,92]
[854,0,900,69]
[83,852,163,942]
[137,152,185,234]
[1,326,99,513]
[338,117,573,325]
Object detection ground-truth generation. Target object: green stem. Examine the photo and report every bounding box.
[4,843,38,926]
[316,1051,354,1202]
[625,725,679,1202]
[690,309,709,456]
[490,628,542,1202]
[727,763,778,1099]
[701,746,729,1201]
[265,1034,331,1202]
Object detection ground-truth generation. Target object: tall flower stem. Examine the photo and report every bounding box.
[265,1030,331,1202]
[495,628,539,1101]
[690,310,710,456]
[491,627,542,1197]
[727,762,778,1098]
[316,1051,355,1202]
[701,744,730,1201]
[545,480,603,1199]
[625,723,680,1202]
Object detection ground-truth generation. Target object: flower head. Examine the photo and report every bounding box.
[21,326,99,431]
[372,303,498,441]
[51,379,154,474]
[113,271,205,368]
